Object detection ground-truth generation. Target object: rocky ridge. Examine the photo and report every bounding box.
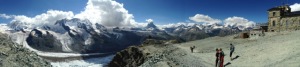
[0,33,50,67]
[108,39,184,67]
[108,30,300,67]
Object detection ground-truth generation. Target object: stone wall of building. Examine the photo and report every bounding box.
[268,5,300,32]
[269,17,300,32]
[280,17,300,31]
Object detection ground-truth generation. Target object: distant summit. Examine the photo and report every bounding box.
[145,22,160,31]
[145,22,158,29]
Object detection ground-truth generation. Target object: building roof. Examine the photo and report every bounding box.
[289,11,300,15]
[268,7,282,11]
[281,11,300,17]
[268,5,290,11]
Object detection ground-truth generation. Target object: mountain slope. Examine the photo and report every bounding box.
[112,30,300,67]
[176,31,300,67]
[0,33,50,67]
[23,18,149,53]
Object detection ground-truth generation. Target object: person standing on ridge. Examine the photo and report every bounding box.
[219,48,225,67]
[215,48,220,67]
[190,46,196,53]
[230,43,235,60]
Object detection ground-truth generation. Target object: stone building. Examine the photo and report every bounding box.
[249,26,265,39]
[268,5,300,32]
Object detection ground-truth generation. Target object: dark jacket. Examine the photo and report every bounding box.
[216,52,220,57]
[220,51,225,56]
[230,45,235,52]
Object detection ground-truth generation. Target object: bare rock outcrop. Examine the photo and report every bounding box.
[107,38,184,67]
[0,33,51,67]
[108,46,147,67]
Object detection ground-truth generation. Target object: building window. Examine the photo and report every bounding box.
[272,21,275,26]
[273,12,276,16]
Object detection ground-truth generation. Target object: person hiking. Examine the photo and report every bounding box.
[219,48,225,67]
[215,48,220,67]
[230,43,235,60]
[190,46,196,53]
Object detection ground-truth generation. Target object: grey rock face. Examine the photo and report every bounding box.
[108,46,147,67]
[26,29,64,52]
[0,33,51,67]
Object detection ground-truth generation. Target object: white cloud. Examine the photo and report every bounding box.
[75,0,137,27]
[13,10,74,23]
[2,0,258,31]
[0,14,14,19]
[157,23,179,28]
[0,0,138,29]
[189,14,221,24]
[134,22,148,28]
[146,19,153,23]
[224,16,255,30]
[290,3,300,12]
[8,10,74,29]
[157,22,195,28]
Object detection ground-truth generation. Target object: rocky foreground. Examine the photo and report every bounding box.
[108,30,300,67]
[0,33,50,67]
[108,39,182,67]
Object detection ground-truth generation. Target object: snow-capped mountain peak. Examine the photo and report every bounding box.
[145,22,157,29]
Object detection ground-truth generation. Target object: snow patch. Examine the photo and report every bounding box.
[85,37,93,45]
[0,24,11,33]
[47,31,73,52]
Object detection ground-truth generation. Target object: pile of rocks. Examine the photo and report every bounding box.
[108,46,147,67]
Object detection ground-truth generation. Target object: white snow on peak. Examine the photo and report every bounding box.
[85,37,93,45]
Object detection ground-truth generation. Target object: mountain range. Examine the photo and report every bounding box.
[0,18,253,54]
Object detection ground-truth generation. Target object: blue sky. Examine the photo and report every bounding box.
[0,0,299,25]
[117,0,299,24]
[0,0,86,16]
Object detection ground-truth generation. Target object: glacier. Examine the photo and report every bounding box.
[50,55,114,67]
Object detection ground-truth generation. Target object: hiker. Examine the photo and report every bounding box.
[215,48,220,67]
[230,43,235,60]
[219,48,225,67]
[190,46,196,53]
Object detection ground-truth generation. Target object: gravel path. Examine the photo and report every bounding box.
[140,30,300,67]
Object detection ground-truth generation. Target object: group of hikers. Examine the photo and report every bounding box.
[189,43,235,67]
[215,43,235,67]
